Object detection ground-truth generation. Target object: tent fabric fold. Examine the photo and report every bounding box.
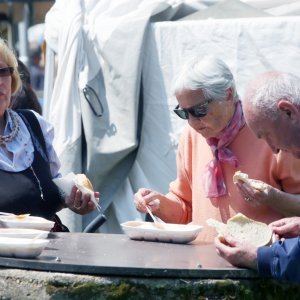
[44,0,186,231]
[44,0,300,232]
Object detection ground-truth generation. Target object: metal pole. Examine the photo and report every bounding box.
[18,2,30,67]
[6,3,13,47]
[43,43,55,119]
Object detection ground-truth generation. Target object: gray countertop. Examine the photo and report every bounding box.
[0,233,257,278]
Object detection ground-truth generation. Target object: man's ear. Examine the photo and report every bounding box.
[277,99,299,120]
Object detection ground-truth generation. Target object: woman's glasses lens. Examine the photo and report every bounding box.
[174,107,188,119]
[0,67,14,77]
[173,100,211,120]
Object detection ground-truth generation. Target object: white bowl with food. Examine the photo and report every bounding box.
[121,221,203,244]
[0,215,55,231]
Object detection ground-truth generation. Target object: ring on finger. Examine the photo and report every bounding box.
[74,205,81,209]
[245,197,250,201]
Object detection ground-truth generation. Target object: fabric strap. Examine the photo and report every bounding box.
[17,109,69,232]
[202,101,245,198]
[17,109,49,162]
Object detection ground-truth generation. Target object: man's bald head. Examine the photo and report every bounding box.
[243,71,290,121]
[242,71,300,157]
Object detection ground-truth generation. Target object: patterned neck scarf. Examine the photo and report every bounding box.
[0,109,20,145]
[202,100,245,198]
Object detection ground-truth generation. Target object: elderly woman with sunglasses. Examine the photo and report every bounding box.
[0,39,98,230]
[134,55,300,243]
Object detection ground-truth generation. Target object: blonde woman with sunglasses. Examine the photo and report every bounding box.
[0,39,99,231]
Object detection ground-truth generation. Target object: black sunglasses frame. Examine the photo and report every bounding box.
[173,98,213,120]
[0,67,14,78]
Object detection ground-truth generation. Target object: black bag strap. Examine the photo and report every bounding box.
[17,109,49,162]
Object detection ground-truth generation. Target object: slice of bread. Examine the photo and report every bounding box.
[76,174,94,191]
[207,213,272,247]
[206,218,227,235]
[233,171,268,191]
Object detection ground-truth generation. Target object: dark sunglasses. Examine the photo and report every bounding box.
[173,98,213,120]
[0,67,14,78]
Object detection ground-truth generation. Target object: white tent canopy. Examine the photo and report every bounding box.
[44,0,300,232]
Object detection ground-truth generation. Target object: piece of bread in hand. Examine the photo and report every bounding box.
[207,213,272,247]
[233,170,268,191]
[75,174,100,209]
[76,174,94,191]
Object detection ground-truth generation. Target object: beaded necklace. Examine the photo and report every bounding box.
[0,109,20,144]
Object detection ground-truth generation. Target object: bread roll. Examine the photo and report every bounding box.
[76,174,94,191]
[207,213,272,247]
[233,171,267,191]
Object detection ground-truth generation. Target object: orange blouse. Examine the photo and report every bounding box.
[166,124,300,243]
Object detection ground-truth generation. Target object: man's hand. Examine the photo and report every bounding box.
[214,234,258,270]
[270,217,300,238]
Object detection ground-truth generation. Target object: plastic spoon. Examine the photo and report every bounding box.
[146,206,165,230]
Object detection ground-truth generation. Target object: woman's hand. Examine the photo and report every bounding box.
[65,186,99,215]
[235,180,279,206]
[269,217,300,239]
[134,188,162,214]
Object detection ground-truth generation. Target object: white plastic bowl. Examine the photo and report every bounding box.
[0,237,49,258]
[0,215,54,231]
[121,221,203,244]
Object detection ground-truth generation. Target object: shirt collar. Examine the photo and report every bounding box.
[4,109,14,135]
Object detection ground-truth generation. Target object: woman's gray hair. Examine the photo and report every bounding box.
[245,72,300,120]
[172,55,238,102]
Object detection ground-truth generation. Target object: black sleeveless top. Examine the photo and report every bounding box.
[0,110,63,220]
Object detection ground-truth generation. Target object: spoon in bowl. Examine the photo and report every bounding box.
[146,205,165,230]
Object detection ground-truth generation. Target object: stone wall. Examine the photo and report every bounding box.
[1,268,300,300]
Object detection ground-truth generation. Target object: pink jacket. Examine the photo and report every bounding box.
[166,125,300,243]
